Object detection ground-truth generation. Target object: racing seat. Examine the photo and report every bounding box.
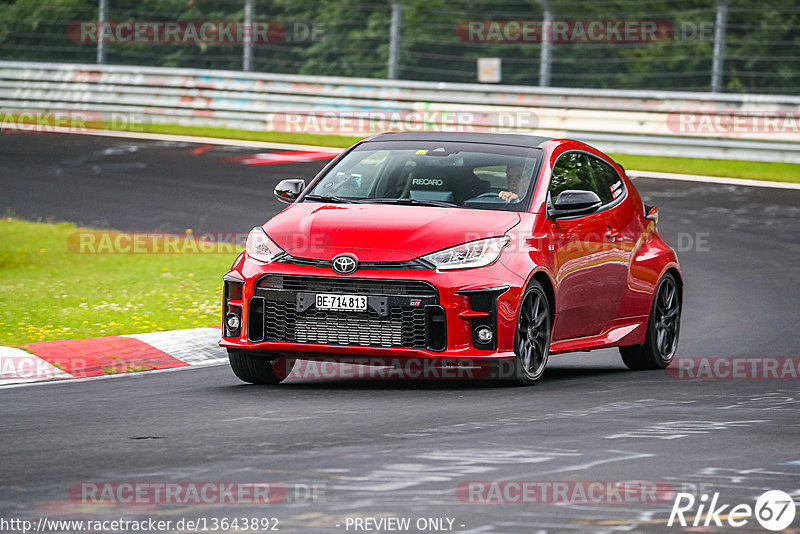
[401,166,458,203]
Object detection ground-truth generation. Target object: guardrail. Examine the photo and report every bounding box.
[2,60,799,163]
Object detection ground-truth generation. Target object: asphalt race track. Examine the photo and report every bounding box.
[1,132,799,533]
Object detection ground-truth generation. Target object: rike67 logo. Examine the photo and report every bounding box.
[668,490,796,531]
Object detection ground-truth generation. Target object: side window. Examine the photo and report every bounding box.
[548,152,599,201]
[588,155,625,205]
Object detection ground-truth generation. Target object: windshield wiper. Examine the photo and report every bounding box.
[302,194,363,204]
[303,195,457,208]
[366,197,458,208]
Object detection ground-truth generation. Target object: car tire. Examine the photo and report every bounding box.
[508,280,552,386]
[619,272,681,370]
[228,349,283,385]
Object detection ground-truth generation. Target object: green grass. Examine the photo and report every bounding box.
[0,219,233,345]
[609,153,800,183]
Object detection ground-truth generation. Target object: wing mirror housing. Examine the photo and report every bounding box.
[644,204,659,223]
[274,179,306,203]
[548,190,602,218]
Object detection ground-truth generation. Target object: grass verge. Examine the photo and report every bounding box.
[0,219,231,344]
[609,153,800,183]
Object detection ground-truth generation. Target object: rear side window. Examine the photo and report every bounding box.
[548,152,599,200]
[588,155,625,204]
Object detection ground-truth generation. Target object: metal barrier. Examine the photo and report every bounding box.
[2,60,799,163]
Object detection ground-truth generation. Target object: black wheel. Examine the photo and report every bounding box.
[228,349,284,385]
[508,281,552,386]
[620,273,681,370]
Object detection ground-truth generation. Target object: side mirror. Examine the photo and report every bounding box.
[274,179,305,203]
[644,204,659,223]
[549,190,602,218]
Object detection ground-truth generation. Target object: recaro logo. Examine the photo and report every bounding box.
[412,178,444,186]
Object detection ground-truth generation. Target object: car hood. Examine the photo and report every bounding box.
[264,202,521,262]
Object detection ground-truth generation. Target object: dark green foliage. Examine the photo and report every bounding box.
[0,0,797,93]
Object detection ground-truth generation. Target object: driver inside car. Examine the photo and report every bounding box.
[498,164,525,202]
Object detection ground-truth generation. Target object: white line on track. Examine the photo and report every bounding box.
[628,169,800,190]
[0,357,228,389]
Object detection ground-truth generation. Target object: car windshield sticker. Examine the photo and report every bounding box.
[412,178,444,187]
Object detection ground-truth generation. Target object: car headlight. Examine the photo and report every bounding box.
[245,226,284,263]
[422,236,510,270]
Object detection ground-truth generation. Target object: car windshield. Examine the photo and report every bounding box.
[302,141,542,212]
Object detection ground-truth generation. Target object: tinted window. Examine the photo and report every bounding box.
[588,155,624,204]
[548,152,600,201]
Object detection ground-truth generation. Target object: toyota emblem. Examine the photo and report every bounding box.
[332,254,358,275]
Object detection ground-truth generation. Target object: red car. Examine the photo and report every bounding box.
[220,133,681,385]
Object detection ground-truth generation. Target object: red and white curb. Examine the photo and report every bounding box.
[0,327,226,386]
[227,150,336,166]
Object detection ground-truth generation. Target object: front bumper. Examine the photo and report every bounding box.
[219,255,526,361]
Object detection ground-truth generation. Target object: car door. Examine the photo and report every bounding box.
[585,154,636,323]
[587,155,651,318]
[547,152,626,340]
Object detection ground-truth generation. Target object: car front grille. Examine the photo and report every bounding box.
[250,275,445,350]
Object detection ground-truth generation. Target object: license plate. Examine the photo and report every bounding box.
[315,293,368,312]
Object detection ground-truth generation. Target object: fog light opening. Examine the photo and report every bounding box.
[226,313,241,330]
[474,326,493,344]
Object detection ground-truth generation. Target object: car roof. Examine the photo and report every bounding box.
[363,132,553,148]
